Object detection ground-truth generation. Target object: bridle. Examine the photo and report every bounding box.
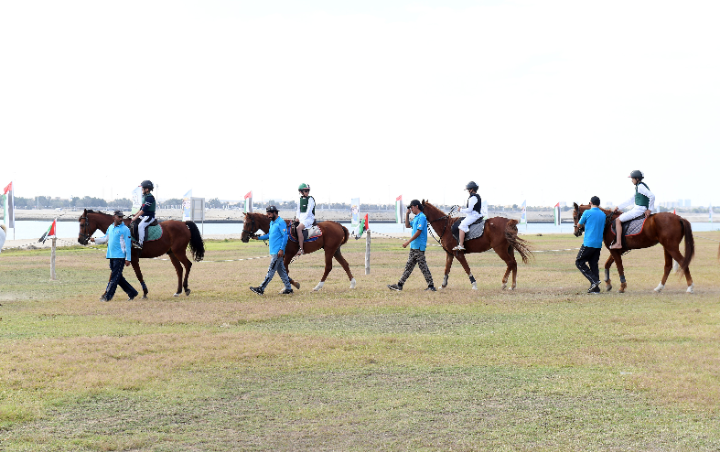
[427,205,457,246]
[79,212,91,244]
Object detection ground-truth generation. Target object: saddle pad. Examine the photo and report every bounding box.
[132,224,163,243]
[611,215,646,237]
[451,217,486,243]
[289,226,322,243]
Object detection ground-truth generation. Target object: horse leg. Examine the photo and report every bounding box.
[313,250,334,292]
[440,252,454,289]
[167,251,185,297]
[603,254,615,292]
[495,245,517,290]
[175,249,193,296]
[130,258,149,299]
[665,244,694,294]
[454,252,477,290]
[333,248,356,289]
[611,251,627,293]
[655,249,674,293]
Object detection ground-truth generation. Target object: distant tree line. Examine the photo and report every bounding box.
[14,196,133,209]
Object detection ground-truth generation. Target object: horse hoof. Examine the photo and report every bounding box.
[501,283,507,290]
[511,284,516,291]
[292,281,301,289]
[185,289,191,296]
[471,282,478,290]
[686,284,694,294]
[313,282,324,292]
[350,278,356,289]
[654,283,664,293]
[619,283,627,293]
[605,284,612,292]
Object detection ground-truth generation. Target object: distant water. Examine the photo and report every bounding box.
[6,220,720,241]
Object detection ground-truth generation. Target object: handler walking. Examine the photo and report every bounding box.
[576,196,605,293]
[90,210,138,302]
[250,205,293,295]
[388,199,436,292]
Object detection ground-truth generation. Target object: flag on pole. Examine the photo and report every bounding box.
[39,218,57,244]
[519,200,527,225]
[244,191,253,213]
[182,190,192,221]
[554,203,561,226]
[710,204,714,223]
[3,181,15,229]
[395,195,404,224]
[673,209,676,215]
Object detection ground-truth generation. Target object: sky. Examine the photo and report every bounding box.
[1,0,719,207]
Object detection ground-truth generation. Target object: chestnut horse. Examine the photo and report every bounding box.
[572,203,694,293]
[78,209,205,298]
[240,212,355,291]
[421,201,532,290]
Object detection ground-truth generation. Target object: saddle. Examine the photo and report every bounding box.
[289,220,322,243]
[130,218,162,243]
[451,216,485,243]
[610,214,648,248]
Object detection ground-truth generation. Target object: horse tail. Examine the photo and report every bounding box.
[505,219,532,264]
[340,223,350,245]
[679,217,694,273]
[185,221,206,262]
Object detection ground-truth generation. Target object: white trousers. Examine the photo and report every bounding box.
[459,212,482,232]
[138,216,153,244]
[618,206,646,222]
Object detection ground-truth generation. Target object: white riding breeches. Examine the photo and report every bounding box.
[618,206,646,223]
[459,212,482,233]
[138,216,153,244]
[298,213,315,227]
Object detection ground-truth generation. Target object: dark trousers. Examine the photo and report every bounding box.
[106,258,138,301]
[399,249,434,287]
[575,246,601,285]
[260,253,291,291]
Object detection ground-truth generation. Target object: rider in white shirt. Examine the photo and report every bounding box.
[453,181,483,251]
[295,183,316,255]
[610,170,655,249]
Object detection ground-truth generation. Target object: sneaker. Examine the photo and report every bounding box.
[388,284,403,291]
[425,286,437,292]
[280,288,294,295]
[127,295,137,301]
[452,245,465,251]
[587,283,601,294]
[249,286,264,296]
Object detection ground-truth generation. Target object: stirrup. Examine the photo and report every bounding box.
[452,245,465,251]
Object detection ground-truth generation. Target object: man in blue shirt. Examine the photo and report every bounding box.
[250,205,293,295]
[90,210,138,302]
[576,196,606,293]
[388,199,436,292]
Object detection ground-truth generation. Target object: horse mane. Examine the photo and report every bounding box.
[421,200,453,220]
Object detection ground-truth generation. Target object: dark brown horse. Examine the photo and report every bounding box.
[572,204,694,293]
[78,209,205,298]
[421,201,532,290]
[240,212,355,291]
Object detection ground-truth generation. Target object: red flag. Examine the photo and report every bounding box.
[673,209,676,215]
[364,213,369,230]
[2,181,11,194]
[244,191,252,199]
[39,218,57,244]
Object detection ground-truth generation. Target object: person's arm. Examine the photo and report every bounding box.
[279,222,288,256]
[403,229,421,248]
[578,210,589,226]
[123,229,132,263]
[93,226,110,244]
[638,185,655,212]
[616,195,634,211]
[460,197,476,214]
[404,209,412,228]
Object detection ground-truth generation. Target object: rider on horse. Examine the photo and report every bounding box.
[295,183,315,256]
[610,170,655,249]
[453,181,482,251]
[131,180,157,250]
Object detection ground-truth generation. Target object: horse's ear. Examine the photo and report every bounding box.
[573,202,578,209]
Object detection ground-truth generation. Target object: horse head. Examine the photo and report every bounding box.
[572,202,588,237]
[241,213,263,243]
[78,209,110,245]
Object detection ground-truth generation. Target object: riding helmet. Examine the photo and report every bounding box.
[298,183,310,191]
[266,205,279,213]
[629,170,644,180]
[465,181,479,191]
[140,180,154,190]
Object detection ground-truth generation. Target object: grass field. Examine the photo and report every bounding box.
[1,232,720,451]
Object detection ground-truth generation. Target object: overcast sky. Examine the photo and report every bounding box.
[1,1,718,207]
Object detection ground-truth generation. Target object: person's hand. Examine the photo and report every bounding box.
[402,241,409,248]
[89,237,95,243]
[125,261,131,267]
[645,210,651,218]
[278,249,284,257]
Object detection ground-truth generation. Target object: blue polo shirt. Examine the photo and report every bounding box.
[257,216,288,255]
[409,212,428,251]
[579,207,605,248]
[96,223,133,261]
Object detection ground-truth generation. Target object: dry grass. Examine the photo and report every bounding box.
[1,232,720,450]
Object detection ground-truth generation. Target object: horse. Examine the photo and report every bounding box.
[572,203,694,293]
[421,201,532,290]
[78,209,205,298]
[240,212,356,291]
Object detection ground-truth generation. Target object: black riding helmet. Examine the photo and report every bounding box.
[140,180,154,190]
[466,181,479,191]
[629,170,644,180]
[266,205,278,213]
